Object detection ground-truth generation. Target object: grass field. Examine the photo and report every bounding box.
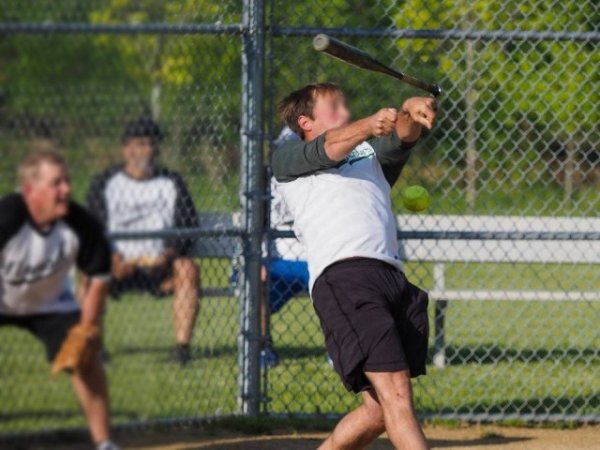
[0,260,598,436]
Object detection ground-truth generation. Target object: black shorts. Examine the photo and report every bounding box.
[0,311,81,361]
[312,258,429,393]
[110,266,172,299]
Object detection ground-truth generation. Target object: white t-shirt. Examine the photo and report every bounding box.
[267,126,306,261]
[269,178,306,260]
[0,194,111,315]
[272,131,414,292]
[86,166,198,260]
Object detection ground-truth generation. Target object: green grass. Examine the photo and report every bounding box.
[268,262,600,417]
[0,260,598,435]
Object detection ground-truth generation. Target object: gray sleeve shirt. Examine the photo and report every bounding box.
[271,130,417,185]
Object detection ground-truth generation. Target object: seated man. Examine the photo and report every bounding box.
[260,126,310,369]
[0,151,118,450]
[86,117,201,366]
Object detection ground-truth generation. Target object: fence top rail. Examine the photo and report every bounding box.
[271,26,600,42]
[1,23,597,42]
[0,22,244,35]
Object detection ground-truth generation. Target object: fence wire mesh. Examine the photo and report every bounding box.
[0,0,598,441]
[0,1,245,438]
[264,0,599,423]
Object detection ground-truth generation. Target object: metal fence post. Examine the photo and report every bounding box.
[238,0,265,416]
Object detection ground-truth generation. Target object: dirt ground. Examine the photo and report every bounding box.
[19,424,599,449]
[120,424,600,450]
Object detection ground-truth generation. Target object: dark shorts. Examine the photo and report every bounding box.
[312,258,429,393]
[0,311,81,361]
[110,266,172,299]
[268,259,309,313]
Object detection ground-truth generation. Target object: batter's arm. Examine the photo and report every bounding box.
[369,131,416,186]
[271,134,339,182]
[323,108,398,161]
[272,108,403,182]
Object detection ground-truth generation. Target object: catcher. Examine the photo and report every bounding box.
[0,151,119,450]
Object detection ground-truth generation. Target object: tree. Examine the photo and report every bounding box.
[392,0,599,207]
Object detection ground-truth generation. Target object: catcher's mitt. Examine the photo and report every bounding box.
[51,324,101,376]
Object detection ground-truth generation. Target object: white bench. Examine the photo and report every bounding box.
[110,212,242,297]
[396,215,600,368]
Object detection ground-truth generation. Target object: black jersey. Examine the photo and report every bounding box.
[0,194,111,315]
[86,166,198,260]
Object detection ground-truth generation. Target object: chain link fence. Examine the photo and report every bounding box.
[264,0,599,423]
[0,0,598,441]
[0,0,247,438]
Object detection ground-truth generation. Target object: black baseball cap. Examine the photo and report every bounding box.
[122,117,164,143]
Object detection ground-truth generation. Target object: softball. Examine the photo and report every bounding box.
[402,185,430,212]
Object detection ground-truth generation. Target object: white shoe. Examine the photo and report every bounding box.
[97,440,121,450]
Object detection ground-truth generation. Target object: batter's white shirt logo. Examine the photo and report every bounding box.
[345,142,376,165]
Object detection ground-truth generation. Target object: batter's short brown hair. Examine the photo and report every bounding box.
[278,82,343,138]
[18,150,67,185]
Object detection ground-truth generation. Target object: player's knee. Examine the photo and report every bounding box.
[375,373,414,410]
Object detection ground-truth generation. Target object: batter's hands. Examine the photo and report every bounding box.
[369,108,399,137]
[397,96,438,143]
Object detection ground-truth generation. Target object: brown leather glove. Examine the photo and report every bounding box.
[51,324,101,376]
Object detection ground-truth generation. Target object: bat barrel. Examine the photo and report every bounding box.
[313,33,441,98]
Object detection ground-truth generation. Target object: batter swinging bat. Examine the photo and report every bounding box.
[313,34,441,98]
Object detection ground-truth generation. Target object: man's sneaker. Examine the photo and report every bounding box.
[97,440,120,450]
[260,346,280,369]
[172,343,191,366]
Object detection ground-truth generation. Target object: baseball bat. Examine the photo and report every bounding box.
[313,34,441,98]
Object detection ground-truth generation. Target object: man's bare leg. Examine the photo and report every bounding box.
[171,258,200,345]
[365,370,428,450]
[71,354,111,445]
[318,390,385,450]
